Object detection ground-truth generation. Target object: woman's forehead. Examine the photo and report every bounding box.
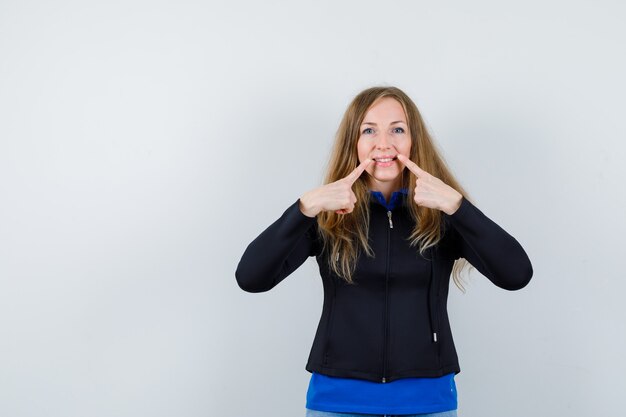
[362,98,407,124]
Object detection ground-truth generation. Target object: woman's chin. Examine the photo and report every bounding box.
[371,173,401,182]
[368,174,402,188]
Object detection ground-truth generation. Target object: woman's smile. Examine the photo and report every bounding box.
[373,158,398,168]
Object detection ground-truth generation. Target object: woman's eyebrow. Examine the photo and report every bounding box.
[362,121,407,126]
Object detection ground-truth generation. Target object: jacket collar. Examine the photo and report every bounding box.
[369,187,409,211]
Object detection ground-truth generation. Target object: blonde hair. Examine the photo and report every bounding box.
[316,86,474,293]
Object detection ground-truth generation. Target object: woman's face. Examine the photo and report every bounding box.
[357,97,412,192]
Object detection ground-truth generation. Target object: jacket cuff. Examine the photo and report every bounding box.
[445,195,471,222]
[285,197,318,233]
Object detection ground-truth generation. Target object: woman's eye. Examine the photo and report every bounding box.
[393,127,405,133]
[362,127,374,134]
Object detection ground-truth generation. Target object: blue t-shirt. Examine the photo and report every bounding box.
[306,371,457,414]
[305,188,458,414]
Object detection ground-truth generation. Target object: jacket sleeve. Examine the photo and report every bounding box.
[443,196,533,291]
[235,198,321,293]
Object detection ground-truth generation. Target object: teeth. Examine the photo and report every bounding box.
[376,158,394,162]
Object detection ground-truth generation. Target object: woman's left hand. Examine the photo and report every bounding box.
[396,154,463,215]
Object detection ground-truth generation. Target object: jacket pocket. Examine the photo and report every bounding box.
[435,295,443,367]
[322,288,336,366]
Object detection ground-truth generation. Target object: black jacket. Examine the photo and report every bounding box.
[235,193,533,383]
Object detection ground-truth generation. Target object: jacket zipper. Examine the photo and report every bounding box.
[381,209,392,383]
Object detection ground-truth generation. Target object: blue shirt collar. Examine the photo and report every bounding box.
[369,187,409,211]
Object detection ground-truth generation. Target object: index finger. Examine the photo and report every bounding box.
[396,154,428,178]
[345,158,374,185]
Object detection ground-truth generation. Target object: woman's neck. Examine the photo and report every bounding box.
[368,179,403,203]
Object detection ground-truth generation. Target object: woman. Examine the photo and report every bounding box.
[235,86,533,417]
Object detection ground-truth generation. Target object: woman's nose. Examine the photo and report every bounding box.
[376,132,392,149]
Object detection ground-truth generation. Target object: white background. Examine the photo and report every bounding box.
[1,1,624,416]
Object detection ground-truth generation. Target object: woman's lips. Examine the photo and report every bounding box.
[373,157,397,167]
[375,160,395,167]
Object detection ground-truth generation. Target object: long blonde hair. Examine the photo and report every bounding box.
[316,86,474,293]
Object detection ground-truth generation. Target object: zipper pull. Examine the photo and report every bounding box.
[382,377,386,383]
[387,211,393,228]
[433,332,438,342]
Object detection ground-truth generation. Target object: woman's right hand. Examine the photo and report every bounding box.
[299,158,374,217]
